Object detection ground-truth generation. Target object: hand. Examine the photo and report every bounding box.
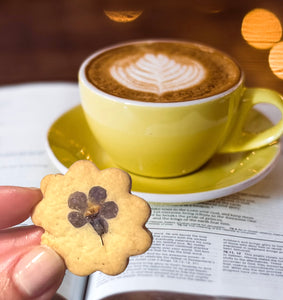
[0,186,66,300]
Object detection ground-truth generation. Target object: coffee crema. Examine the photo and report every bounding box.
[85,41,241,103]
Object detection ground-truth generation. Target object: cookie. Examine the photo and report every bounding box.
[32,160,152,276]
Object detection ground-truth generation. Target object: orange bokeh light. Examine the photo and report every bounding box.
[269,42,283,79]
[241,8,282,49]
[104,10,143,23]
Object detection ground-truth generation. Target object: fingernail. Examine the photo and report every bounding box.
[13,246,65,297]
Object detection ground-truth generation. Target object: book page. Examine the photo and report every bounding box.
[0,83,87,300]
[86,149,283,300]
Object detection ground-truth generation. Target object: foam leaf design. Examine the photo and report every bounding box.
[110,53,206,95]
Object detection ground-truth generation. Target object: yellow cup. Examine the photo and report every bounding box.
[79,41,283,178]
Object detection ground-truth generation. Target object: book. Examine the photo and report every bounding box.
[1,82,283,300]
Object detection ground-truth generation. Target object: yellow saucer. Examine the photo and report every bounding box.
[46,105,280,204]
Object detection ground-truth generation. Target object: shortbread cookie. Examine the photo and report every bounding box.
[32,160,152,276]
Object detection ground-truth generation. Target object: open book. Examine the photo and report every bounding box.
[1,83,282,300]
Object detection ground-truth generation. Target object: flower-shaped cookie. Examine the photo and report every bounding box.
[32,160,152,276]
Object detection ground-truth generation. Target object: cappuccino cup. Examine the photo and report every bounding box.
[79,40,283,178]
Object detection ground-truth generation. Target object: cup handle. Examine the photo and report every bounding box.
[219,88,283,153]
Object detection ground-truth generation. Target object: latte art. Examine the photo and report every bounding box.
[85,41,241,102]
[110,53,206,95]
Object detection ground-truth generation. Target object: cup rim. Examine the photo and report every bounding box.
[79,39,244,107]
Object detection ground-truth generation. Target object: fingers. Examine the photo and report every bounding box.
[0,187,66,299]
[0,226,43,256]
[0,226,65,300]
[13,246,66,299]
[0,227,43,300]
[0,186,43,229]
[0,245,66,300]
[0,186,66,299]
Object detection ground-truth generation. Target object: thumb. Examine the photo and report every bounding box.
[12,245,65,300]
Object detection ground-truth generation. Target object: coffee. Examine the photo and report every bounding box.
[85,40,241,103]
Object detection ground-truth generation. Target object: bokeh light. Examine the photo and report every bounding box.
[104,10,143,23]
[241,8,282,49]
[269,42,283,79]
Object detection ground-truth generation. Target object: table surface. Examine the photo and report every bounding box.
[1,1,282,299]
